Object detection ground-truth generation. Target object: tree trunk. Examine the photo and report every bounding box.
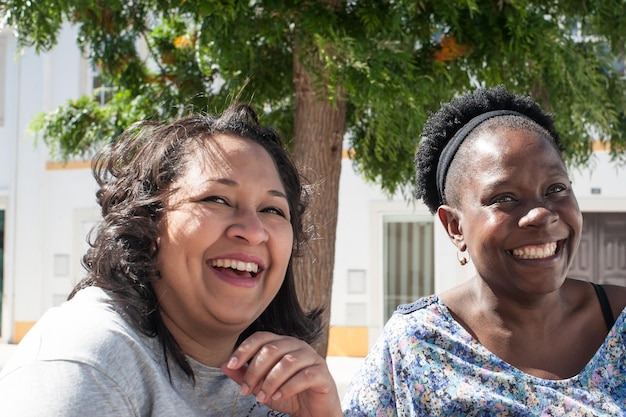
[292,51,346,357]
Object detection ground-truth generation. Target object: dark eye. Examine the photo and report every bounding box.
[491,194,515,205]
[547,183,567,194]
[202,196,229,205]
[262,206,287,218]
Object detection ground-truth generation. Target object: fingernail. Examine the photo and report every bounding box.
[240,383,250,396]
[226,356,238,369]
[256,390,266,403]
[272,391,282,400]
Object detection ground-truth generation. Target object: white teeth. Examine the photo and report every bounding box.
[511,242,557,259]
[211,259,259,273]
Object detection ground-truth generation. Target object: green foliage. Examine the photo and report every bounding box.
[30,96,112,160]
[3,0,626,194]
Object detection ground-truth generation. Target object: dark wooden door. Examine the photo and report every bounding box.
[568,213,626,286]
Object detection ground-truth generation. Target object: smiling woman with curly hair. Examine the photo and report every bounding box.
[0,104,343,417]
[343,85,626,416]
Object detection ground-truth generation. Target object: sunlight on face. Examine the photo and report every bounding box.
[455,128,582,297]
[154,134,294,348]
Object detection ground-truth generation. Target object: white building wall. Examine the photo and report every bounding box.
[43,168,99,306]
[0,24,100,342]
[571,151,626,211]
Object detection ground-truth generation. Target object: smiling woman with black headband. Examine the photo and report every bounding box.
[342,85,626,416]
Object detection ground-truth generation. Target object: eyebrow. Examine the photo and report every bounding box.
[484,166,569,191]
[210,178,288,199]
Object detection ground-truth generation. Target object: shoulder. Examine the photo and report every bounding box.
[603,283,626,318]
[565,279,626,325]
[395,294,440,315]
[379,294,446,341]
[383,294,450,343]
[0,288,164,414]
[39,287,144,351]
[3,287,160,377]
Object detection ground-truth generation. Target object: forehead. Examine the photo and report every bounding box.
[170,134,281,195]
[444,124,567,208]
[468,127,562,166]
[447,131,559,207]
[182,134,271,172]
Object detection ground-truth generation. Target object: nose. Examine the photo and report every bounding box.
[518,205,559,228]
[226,210,269,245]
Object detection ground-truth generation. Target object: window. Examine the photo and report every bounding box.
[383,217,434,321]
[79,56,114,106]
[90,66,114,106]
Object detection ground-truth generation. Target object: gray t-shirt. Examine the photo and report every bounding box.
[0,287,287,416]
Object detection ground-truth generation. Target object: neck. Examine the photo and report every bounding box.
[469,277,568,333]
[160,313,240,368]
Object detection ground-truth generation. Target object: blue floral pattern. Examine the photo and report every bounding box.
[342,295,626,416]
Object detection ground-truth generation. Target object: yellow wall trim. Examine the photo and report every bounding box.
[14,321,368,356]
[592,141,611,151]
[46,160,91,170]
[13,321,36,344]
[327,326,368,357]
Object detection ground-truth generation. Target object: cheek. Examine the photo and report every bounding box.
[163,210,205,241]
[570,210,584,247]
[273,227,294,266]
[463,218,499,254]
[574,205,584,228]
[156,213,205,266]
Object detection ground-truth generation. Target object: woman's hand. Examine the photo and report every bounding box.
[221,331,342,417]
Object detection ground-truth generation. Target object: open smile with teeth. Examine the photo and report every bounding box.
[510,241,558,259]
[210,259,260,275]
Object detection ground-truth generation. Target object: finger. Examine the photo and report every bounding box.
[221,362,269,398]
[224,331,280,370]
[247,342,324,403]
[241,338,304,398]
[222,334,342,416]
[224,332,301,397]
[220,362,245,385]
[264,360,333,403]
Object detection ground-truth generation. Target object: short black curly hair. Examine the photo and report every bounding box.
[415,85,563,214]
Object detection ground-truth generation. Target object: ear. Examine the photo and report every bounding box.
[437,205,466,251]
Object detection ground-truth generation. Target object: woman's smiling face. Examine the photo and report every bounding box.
[449,128,583,297]
[153,134,294,340]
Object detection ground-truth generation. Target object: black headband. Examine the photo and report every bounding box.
[435,109,529,205]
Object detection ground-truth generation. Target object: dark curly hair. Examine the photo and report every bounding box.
[70,104,323,380]
[415,85,563,214]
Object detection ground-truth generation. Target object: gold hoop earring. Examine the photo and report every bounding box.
[457,250,469,266]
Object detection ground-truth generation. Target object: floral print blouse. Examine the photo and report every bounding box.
[342,295,626,416]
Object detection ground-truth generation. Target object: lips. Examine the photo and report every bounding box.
[510,241,558,259]
[210,258,260,276]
